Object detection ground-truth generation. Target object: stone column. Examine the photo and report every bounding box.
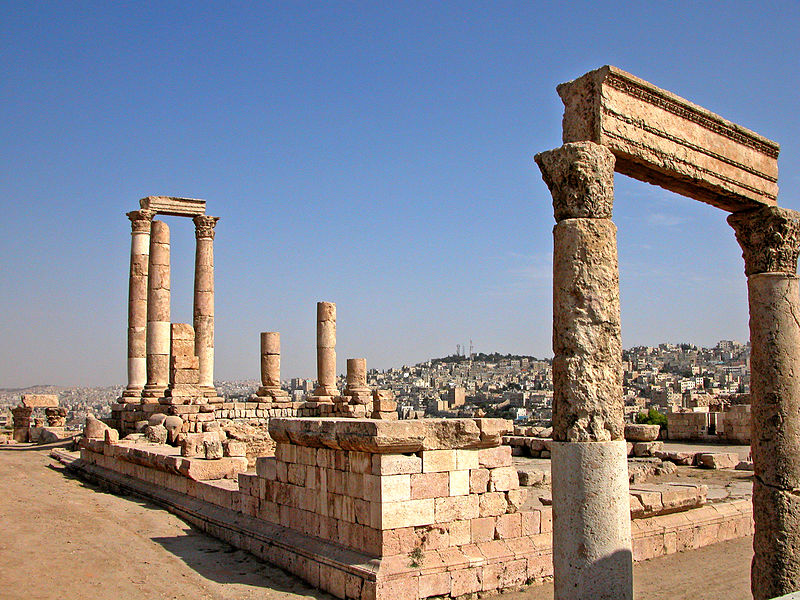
[11,406,32,443]
[345,358,371,404]
[193,215,219,393]
[257,332,289,400]
[728,206,800,600]
[312,301,337,398]
[535,141,632,600]
[122,209,154,400]
[143,220,170,399]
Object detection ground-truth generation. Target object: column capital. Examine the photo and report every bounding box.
[728,206,800,276]
[193,215,220,240]
[126,209,155,233]
[534,141,616,222]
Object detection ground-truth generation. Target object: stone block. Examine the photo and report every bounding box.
[21,394,58,408]
[449,470,470,496]
[698,452,740,469]
[204,439,223,460]
[411,472,449,499]
[558,65,779,211]
[381,498,435,529]
[177,456,248,481]
[633,441,663,457]
[489,466,519,491]
[470,468,490,493]
[422,449,455,473]
[478,446,511,468]
[380,474,411,502]
[435,495,479,522]
[371,453,422,475]
[624,424,661,442]
[479,492,508,517]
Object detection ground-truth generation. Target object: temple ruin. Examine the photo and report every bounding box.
[535,65,797,600]
[56,66,799,600]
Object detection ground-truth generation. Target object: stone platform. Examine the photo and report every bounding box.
[66,417,754,600]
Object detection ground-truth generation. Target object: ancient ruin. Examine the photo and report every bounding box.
[38,65,797,600]
[536,65,797,600]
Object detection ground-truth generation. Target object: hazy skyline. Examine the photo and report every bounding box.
[2,2,799,387]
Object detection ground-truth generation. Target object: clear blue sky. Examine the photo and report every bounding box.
[2,2,799,387]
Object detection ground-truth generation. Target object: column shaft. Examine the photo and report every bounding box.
[193,215,219,392]
[123,209,153,400]
[729,206,800,600]
[313,301,337,397]
[535,141,632,600]
[143,220,170,399]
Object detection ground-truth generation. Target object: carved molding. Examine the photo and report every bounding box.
[193,215,219,240]
[126,209,155,234]
[728,206,800,276]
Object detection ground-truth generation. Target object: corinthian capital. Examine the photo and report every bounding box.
[728,206,800,276]
[126,209,155,233]
[534,141,616,222]
[193,215,220,240]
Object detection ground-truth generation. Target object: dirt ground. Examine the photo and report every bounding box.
[0,443,754,600]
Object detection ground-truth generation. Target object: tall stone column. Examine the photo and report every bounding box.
[535,141,632,600]
[193,215,219,393]
[728,206,800,600]
[256,332,289,400]
[123,209,154,400]
[143,220,171,399]
[312,301,337,398]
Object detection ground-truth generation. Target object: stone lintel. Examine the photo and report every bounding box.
[267,417,511,453]
[21,394,59,408]
[140,196,206,217]
[558,65,779,212]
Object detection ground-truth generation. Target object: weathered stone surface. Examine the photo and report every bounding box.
[698,452,740,470]
[558,65,779,211]
[728,206,800,276]
[752,479,800,600]
[268,418,504,453]
[552,216,623,442]
[624,424,660,442]
[632,441,663,457]
[144,424,168,444]
[654,451,697,466]
[20,394,58,408]
[148,413,167,427]
[204,439,223,460]
[163,416,183,445]
[84,415,110,439]
[535,142,615,221]
[313,301,338,397]
[140,195,206,217]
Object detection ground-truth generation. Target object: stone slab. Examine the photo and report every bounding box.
[268,418,508,453]
[139,196,206,217]
[21,394,59,408]
[558,65,779,211]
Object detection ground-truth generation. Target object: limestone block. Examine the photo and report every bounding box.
[557,66,779,211]
[697,453,740,469]
[163,416,183,444]
[371,454,422,475]
[411,472,449,499]
[469,468,490,493]
[478,446,511,468]
[495,513,522,539]
[104,429,120,444]
[434,495,479,523]
[380,498,435,529]
[144,424,168,444]
[624,424,660,442]
[454,449,480,470]
[471,516,495,543]
[380,474,411,502]
[20,394,58,408]
[633,441,663,457]
[479,492,508,517]
[422,449,456,473]
[506,489,528,513]
[177,456,248,481]
[148,413,167,427]
[84,415,110,439]
[449,470,470,496]
[204,439,223,460]
[489,466,519,492]
[473,418,513,446]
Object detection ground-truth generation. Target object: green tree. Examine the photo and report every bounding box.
[636,408,667,430]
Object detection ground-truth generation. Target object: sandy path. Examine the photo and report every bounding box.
[0,444,753,600]
[0,443,332,600]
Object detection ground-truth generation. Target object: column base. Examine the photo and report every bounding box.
[551,440,633,600]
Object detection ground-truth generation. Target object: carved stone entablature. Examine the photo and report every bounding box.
[534,141,615,222]
[728,206,800,276]
[126,209,155,233]
[557,66,780,212]
[193,215,219,240]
